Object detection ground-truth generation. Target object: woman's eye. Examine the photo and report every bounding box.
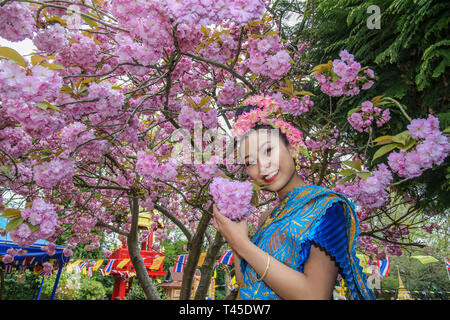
[245,160,256,166]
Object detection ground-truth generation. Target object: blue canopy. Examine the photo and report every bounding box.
[0,217,69,299]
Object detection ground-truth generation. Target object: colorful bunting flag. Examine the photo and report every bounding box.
[411,255,439,264]
[150,255,164,270]
[197,252,207,267]
[92,259,104,271]
[102,259,114,276]
[116,258,130,269]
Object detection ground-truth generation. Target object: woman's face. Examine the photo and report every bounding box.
[239,128,296,193]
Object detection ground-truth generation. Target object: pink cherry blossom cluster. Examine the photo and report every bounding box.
[60,122,108,157]
[388,115,449,179]
[85,82,125,118]
[177,103,218,130]
[0,1,35,42]
[175,23,203,54]
[110,0,173,70]
[314,50,375,97]
[357,236,379,256]
[246,35,291,79]
[33,158,75,189]
[114,33,165,70]
[42,242,58,256]
[199,31,239,64]
[166,0,265,26]
[64,213,101,251]
[136,151,178,182]
[1,248,28,264]
[218,80,246,106]
[0,61,63,103]
[33,23,68,53]
[209,176,255,221]
[195,156,221,183]
[9,198,58,248]
[333,163,393,210]
[3,99,65,139]
[348,101,391,133]
[0,126,33,158]
[304,128,340,153]
[422,222,440,233]
[358,234,402,259]
[272,93,314,116]
[55,32,102,75]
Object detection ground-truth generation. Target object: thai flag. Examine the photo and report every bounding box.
[377,256,390,277]
[174,255,187,273]
[218,250,233,266]
[445,258,450,271]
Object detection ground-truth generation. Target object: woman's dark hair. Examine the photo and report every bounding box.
[234,104,290,147]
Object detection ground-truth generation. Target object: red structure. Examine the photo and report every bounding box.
[110,227,166,300]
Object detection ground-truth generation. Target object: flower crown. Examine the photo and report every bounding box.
[232,94,307,155]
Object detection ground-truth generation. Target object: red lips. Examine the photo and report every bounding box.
[263,171,278,183]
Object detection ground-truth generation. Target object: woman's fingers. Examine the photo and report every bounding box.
[212,204,221,230]
[212,217,219,230]
[212,203,225,222]
[212,203,221,217]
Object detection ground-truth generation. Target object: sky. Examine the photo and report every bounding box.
[0,37,36,57]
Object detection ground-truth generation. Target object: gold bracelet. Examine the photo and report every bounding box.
[256,252,271,282]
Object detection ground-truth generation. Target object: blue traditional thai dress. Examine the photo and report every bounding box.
[237,185,375,300]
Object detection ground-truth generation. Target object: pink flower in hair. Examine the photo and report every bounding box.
[233,94,307,153]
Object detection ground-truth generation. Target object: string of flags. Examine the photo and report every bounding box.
[64,256,165,278]
[374,289,450,296]
[356,254,449,278]
[0,256,62,278]
[1,249,236,279]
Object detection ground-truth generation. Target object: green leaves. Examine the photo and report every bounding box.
[0,208,23,232]
[371,143,398,163]
[4,217,23,232]
[342,159,362,171]
[0,208,21,219]
[338,158,372,184]
[0,47,28,67]
[371,130,416,164]
[36,101,63,113]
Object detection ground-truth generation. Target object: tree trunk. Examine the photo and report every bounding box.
[127,194,161,300]
[194,232,223,300]
[180,208,212,299]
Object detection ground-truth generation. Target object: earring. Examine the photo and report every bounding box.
[294,154,300,171]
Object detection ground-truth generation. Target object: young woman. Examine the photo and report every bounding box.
[212,95,375,300]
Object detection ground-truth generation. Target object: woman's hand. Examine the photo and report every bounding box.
[212,203,249,253]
